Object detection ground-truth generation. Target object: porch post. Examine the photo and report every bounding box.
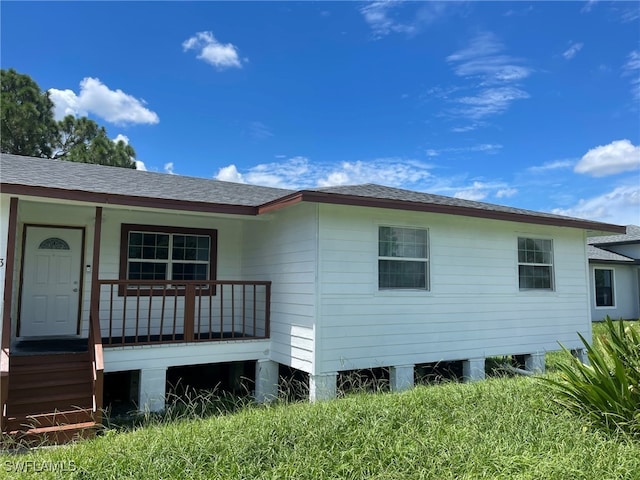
[1,197,18,349]
[1,198,18,431]
[389,364,414,392]
[309,372,337,402]
[255,359,279,403]
[139,367,167,413]
[90,207,103,313]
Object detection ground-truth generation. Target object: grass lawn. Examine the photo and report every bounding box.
[2,322,638,479]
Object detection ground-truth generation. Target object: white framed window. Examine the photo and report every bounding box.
[594,268,615,307]
[126,231,211,281]
[119,224,217,296]
[378,226,429,290]
[517,237,554,290]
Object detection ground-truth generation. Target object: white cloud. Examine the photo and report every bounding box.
[450,123,485,133]
[454,182,490,201]
[215,156,433,190]
[445,32,532,121]
[622,50,640,100]
[135,160,147,171]
[581,0,597,14]
[527,159,574,173]
[216,164,245,183]
[249,121,273,140]
[552,184,640,225]
[359,1,416,38]
[49,78,159,125]
[317,159,431,187]
[164,162,175,175]
[182,31,244,70]
[562,42,583,60]
[359,1,451,38]
[496,188,518,198]
[426,143,503,156]
[454,87,530,120]
[574,139,640,177]
[618,6,639,23]
[113,134,129,145]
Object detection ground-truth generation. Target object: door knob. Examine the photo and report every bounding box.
[73,288,78,292]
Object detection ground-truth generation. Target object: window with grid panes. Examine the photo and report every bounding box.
[120,225,217,294]
[517,237,554,290]
[378,226,429,290]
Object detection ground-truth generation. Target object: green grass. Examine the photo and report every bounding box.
[2,322,639,479]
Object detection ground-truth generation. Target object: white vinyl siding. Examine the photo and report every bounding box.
[242,203,318,373]
[316,204,591,373]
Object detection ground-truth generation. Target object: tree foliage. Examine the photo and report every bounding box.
[1,69,136,168]
[1,68,58,158]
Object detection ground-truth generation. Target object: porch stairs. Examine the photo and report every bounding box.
[3,352,98,446]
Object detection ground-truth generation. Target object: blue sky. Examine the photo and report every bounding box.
[2,1,639,225]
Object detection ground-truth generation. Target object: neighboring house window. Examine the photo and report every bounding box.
[517,237,554,290]
[594,268,615,307]
[378,226,429,290]
[120,224,217,294]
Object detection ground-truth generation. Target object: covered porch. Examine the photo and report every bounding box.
[1,196,273,440]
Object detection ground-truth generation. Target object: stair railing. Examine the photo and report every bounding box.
[88,306,104,425]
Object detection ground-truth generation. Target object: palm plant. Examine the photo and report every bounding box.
[542,317,640,437]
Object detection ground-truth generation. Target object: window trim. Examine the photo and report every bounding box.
[517,236,555,291]
[594,267,616,309]
[119,224,217,296]
[378,225,430,291]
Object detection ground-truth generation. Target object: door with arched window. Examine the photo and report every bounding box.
[19,226,84,337]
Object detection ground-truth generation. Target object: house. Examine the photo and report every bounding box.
[0,153,625,440]
[587,225,640,321]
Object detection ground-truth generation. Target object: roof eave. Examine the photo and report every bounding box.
[1,183,259,216]
[259,190,626,233]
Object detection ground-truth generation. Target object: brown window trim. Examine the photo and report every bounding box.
[119,224,218,296]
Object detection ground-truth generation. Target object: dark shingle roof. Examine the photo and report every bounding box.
[588,225,640,246]
[0,153,292,207]
[306,183,617,226]
[0,153,626,233]
[587,245,634,263]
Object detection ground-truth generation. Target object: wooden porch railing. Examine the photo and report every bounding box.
[97,280,271,346]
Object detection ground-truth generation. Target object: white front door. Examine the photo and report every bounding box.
[19,226,83,337]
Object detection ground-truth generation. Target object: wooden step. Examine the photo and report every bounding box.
[5,408,94,432]
[11,421,98,446]
[3,352,97,445]
[10,353,90,372]
[9,373,92,390]
[7,394,93,417]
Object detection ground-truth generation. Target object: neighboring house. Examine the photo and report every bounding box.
[588,225,640,321]
[0,153,625,440]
